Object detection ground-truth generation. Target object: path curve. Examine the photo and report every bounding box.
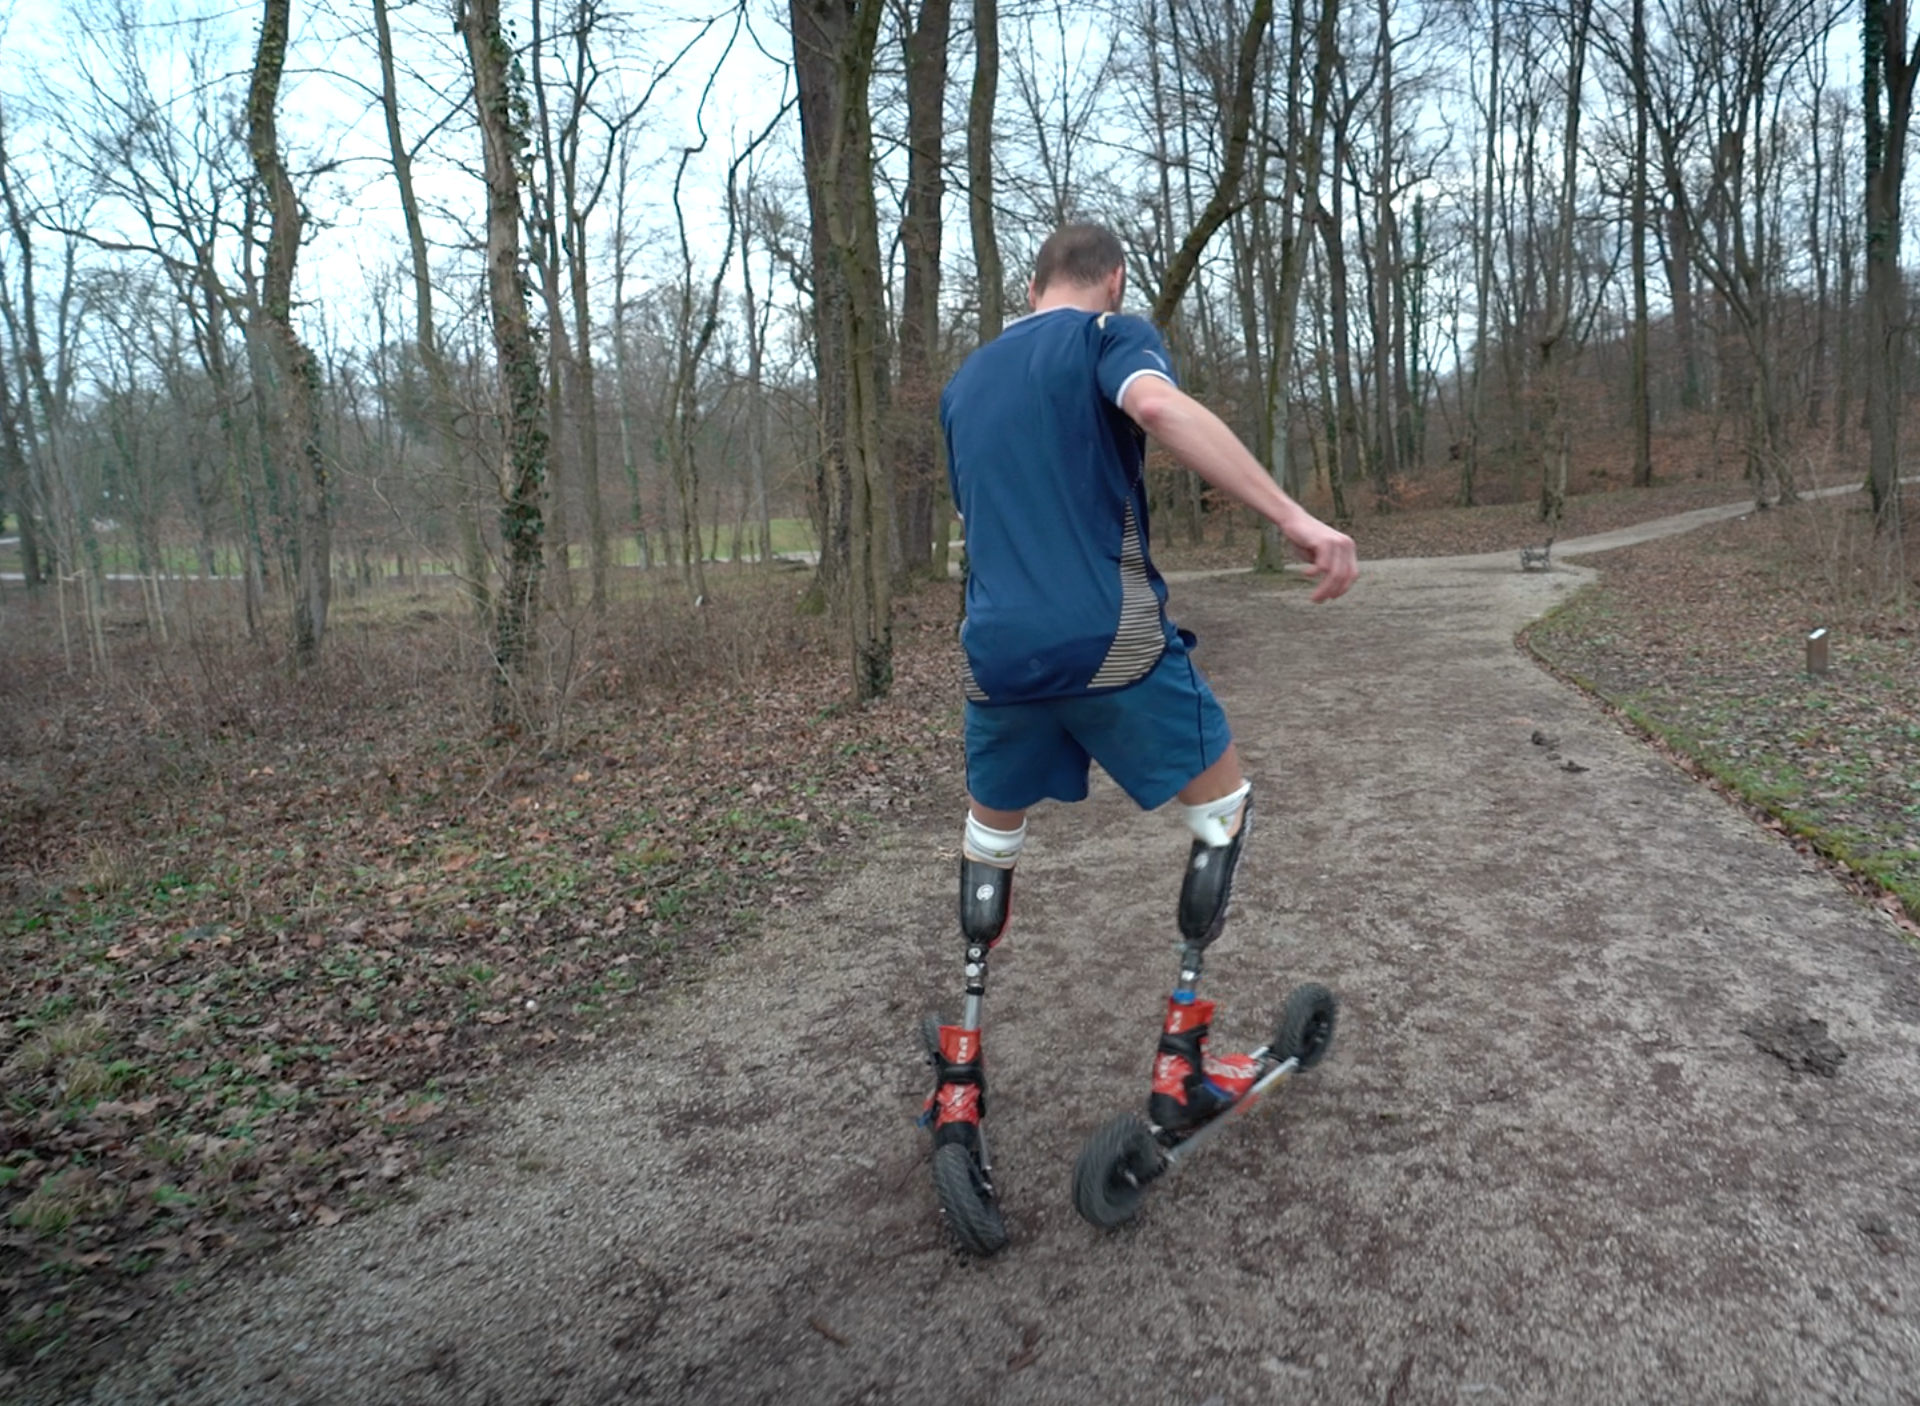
[75,502,1920,1406]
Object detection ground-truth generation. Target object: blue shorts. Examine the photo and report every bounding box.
[964,641,1232,812]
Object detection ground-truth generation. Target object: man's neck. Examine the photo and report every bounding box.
[1030,286,1114,316]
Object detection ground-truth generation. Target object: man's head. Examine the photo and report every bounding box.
[1029,223,1126,313]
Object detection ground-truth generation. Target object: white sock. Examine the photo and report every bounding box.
[1182,781,1251,847]
[963,813,1026,868]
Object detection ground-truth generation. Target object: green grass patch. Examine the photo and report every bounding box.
[1530,570,1920,926]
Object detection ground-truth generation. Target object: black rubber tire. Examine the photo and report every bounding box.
[1071,1114,1165,1230]
[919,1013,942,1064]
[931,1142,1010,1256]
[1273,983,1338,1070]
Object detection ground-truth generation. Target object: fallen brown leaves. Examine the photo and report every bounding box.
[0,573,967,1393]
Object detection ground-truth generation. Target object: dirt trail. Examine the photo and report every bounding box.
[78,530,1920,1406]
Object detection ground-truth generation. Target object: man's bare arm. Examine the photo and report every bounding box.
[1121,374,1358,602]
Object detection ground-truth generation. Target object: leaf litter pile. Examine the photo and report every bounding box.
[0,575,967,1392]
[1528,497,1920,931]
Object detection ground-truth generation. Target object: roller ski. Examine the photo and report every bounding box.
[1072,797,1339,1229]
[917,853,1012,1256]
[1071,980,1336,1229]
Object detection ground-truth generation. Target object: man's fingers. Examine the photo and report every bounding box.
[1307,543,1358,602]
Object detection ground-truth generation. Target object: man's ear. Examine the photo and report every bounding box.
[1027,279,1039,310]
[1107,266,1126,312]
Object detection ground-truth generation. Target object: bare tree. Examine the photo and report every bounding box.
[458,0,551,719]
[895,0,952,580]
[0,99,106,667]
[1150,0,1274,326]
[969,0,1005,340]
[1865,0,1918,532]
[372,0,490,624]
[246,0,330,666]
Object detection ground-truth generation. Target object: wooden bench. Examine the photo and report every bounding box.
[1519,537,1554,572]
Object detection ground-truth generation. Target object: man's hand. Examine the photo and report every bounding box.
[1283,514,1358,603]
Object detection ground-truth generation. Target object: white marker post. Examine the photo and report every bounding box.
[1807,627,1830,677]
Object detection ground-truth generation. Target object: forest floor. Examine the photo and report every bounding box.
[5,478,1920,1403]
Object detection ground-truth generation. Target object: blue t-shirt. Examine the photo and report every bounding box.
[941,308,1180,704]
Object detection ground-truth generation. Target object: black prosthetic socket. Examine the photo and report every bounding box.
[959,856,1013,948]
[1177,795,1253,948]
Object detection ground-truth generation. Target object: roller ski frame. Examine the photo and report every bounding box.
[1071,963,1337,1231]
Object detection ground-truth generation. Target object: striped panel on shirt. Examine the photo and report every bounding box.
[961,651,989,702]
[1087,500,1164,690]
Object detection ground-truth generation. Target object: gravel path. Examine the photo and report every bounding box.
[76,527,1920,1406]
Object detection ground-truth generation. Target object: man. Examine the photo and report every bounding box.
[922,223,1357,1248]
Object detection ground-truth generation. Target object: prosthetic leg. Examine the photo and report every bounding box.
[924,855,1009,1158]
[1073,783,1340,1230]
[921,819,1019,1255]
[1148,786,1261,1139]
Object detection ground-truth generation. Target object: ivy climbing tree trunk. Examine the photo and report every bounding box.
[246,0,330,667]
[459,0,549,721]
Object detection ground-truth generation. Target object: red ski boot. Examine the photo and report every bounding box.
[1147,997,1261,1139]
[923,1025,986,1156]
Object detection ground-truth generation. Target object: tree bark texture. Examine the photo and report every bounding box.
[799,0,893,700]
[459,0,550,720]
[896,0,952,580]
[1628,0,1654,487]
[248,0,330,667]
[969,0,1004,342]
[1865,0,1915,534]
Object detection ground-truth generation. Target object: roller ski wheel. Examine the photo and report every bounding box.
[1072,1113,1166,1229]
[931,1143,1010,1256]
[1274,982,1337,1070]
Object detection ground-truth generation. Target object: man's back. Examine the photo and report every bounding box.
[941,308,1177,704]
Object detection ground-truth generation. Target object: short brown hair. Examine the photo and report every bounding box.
[1031,223,1126,294]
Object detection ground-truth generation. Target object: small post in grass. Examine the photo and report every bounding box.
[1807,627,1830,678]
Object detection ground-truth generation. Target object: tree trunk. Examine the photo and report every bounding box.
[246,0,329,666]
[373,0,489,625]
[1370,0,1401,496]
[1865,0,1916,533]
[793,0,852,605]
[737,170,774,566]
[459,0,550,721]
[560,9,610,613]
[896,0,952,580]
[1536,0,1590,529]
[1628,0,1653,487]
[969,0,1004,342]
[1464,0,1500,506]
[802,0,893,700]
[1256,0,1340,569]
[528,0,575,609]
